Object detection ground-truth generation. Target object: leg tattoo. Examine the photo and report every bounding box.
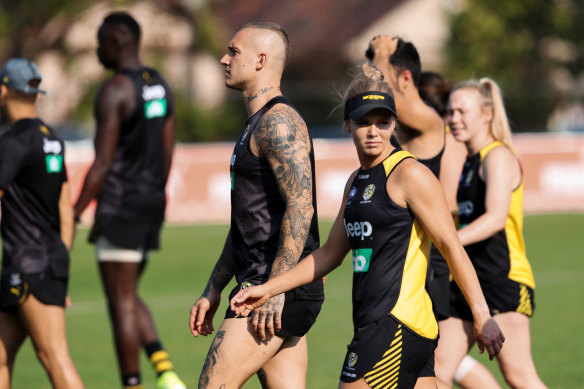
[199,330,226,388]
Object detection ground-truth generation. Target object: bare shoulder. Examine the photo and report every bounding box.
[97,73,134,105]
[394,157,436,185]
[484,143,516,163]
[482,143,521,182]
[261,103,307,133]
[389,157,441,205]
[255,102,310,159]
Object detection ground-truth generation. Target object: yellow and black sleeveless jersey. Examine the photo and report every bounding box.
[344,148,438,340]
[457,141,535,289]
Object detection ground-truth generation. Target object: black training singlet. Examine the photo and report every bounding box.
[230,96,320,286]
[389,133,444,179]
[96,67,173,225]
[457,141,535,289]
[0,119,69,277]
[344,148,437,339]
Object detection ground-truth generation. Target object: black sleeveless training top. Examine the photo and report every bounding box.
[389,134,444,180]
[96,67,173,224]
[0,119,69,277]
[230,96,320,286]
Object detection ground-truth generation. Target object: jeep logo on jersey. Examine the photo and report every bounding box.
[344,219,373,240]
[458,201,474,216]
[363,184,375,201]
[142,84,166,101]
[143,84,167,119]
[43,138,61,154]
[352,248,372,272]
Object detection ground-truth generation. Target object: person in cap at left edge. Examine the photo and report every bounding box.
[0,58,85,388]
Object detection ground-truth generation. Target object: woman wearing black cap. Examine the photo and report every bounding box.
[229,62,504,389]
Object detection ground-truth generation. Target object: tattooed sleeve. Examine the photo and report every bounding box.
[254,104,314,277]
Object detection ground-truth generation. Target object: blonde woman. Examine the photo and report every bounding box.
[434,78,546,389]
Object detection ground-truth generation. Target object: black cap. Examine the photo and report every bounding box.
[344,91,397,120]
[0,58,46,95]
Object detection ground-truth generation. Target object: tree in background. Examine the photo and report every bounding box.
[444,0,583,132]
[0,0,247,142]
[0,0,92,59]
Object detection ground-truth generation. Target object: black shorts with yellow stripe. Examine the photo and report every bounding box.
[450,278,535,321]
[340,315,437,388]
[0,272,68,313]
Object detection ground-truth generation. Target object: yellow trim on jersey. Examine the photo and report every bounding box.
[479,140,503,162]
[390,219,437,339]
[480,141,535,289]
[382,149,437,339]
[382,150,416,176]
[506,181,535,288]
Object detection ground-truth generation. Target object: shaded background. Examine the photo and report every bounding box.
[1,0,582,142]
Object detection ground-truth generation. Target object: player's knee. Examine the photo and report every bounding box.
[34,346,55,371]
[501,364,534,389]
[108,294,137,318]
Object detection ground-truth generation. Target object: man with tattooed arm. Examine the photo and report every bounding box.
[189,22,324,388]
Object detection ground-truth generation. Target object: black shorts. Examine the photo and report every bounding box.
[0,273,68,313]
[89,213,163,251]
[225,280,324,337]
[340,315,437,388]
[450,278,535,321]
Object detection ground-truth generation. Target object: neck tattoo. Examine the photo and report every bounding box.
[245,86,277,104]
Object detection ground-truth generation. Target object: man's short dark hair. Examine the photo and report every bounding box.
[103,11,141,45]
[239,22,291,68]
[390,38,422,87]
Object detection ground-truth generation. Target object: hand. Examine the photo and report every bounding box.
[189,291,220,338]
[230,284,271,317]
[367,35,398,59]
[474,317,505,360]
[249,293,285,341]
[65,294,72,309]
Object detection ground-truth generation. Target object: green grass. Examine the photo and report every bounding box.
[10,214,584,388]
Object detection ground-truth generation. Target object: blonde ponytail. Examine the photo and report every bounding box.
[479,78,515,154]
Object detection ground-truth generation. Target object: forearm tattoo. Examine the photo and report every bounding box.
[198,330,226,388]
[203,231,235,296]
[255,106,314,277]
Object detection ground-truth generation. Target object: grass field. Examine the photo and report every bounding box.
[10,213,584,388]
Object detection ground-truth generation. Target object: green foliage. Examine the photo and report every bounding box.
[193,5,229,57]
[445,0,583,132]
[0,0,93,57]
[174,92,246,142]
